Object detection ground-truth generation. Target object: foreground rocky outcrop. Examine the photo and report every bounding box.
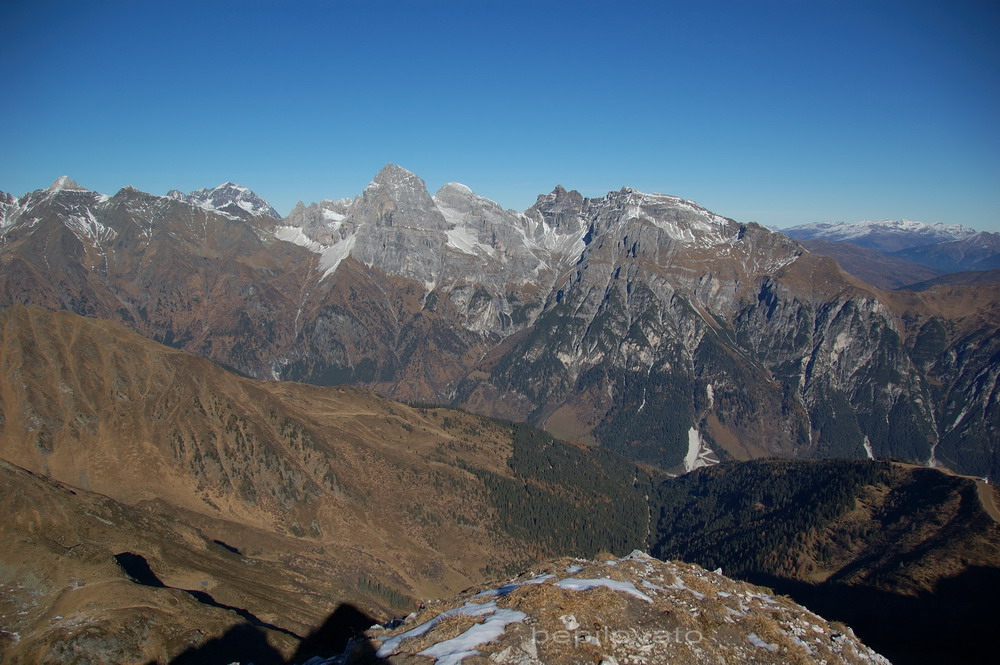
[362,552,888,665]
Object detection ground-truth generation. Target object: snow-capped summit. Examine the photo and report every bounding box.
[438,181,474,196]
[783,219,977,253]
[169,182,280,220]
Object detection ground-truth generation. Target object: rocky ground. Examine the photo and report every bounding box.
[361,552,889,665]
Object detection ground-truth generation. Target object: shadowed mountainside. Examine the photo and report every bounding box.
[650,459,1000,664]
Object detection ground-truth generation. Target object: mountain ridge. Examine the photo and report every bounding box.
[1,166,998,477]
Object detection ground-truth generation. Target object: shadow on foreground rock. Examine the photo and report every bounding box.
[138,602,389,665]
[291,603,388,664]
[746,565,1000,665]
[164,623,285,665]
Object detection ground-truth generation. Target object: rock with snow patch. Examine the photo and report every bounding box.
[363,552,889,665]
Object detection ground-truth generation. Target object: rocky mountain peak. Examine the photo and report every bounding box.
[366,551,888,665]
[542,184,580,203]
[115,184,146,197]
[354,164,446,230]
[47,175,88,193]
[370,162,425,190]
[528,185,586,233]
[172,182,281,220]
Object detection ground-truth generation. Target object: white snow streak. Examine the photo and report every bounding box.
[554,577,653,603]
[684,427,715,473]
[416,608,527,665]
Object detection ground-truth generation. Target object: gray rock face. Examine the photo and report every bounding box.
[282,197,354,245]
[344,164,451,285]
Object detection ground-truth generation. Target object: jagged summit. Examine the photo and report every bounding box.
[47,175,88,192]
[370,162,424,189]
[169,181,280,220]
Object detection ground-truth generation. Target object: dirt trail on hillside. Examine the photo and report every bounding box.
[976,481,1000,524]
[892,461,1000,525]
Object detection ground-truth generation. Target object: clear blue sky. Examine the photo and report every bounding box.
[2,0,998,230]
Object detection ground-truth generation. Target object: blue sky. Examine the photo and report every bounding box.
[2,0,998,229]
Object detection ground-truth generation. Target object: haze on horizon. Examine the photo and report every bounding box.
[1,0,998,231]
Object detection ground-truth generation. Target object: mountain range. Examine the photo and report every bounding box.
[2,166,998,478]
[780,219,978,253]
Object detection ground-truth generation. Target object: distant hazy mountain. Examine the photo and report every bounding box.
[783,219,976,253]
[796,238,942,289]
[901,268,1000,291]
[783,220,999,281]
[891,231,1000,273]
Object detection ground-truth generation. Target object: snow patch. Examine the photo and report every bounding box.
[416,607,527,665]
[683,427,716,473]
[747,632,779,652]
[474,573,555,598]
[554,577,653,603]
[64,209,116,244]
[319,235,357,279]
[445,225,495,257]
[274,225,324,253]
[376,602,496,657]
[949,407,969,432]
[669,575,705,600]
[377,601,526,665]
